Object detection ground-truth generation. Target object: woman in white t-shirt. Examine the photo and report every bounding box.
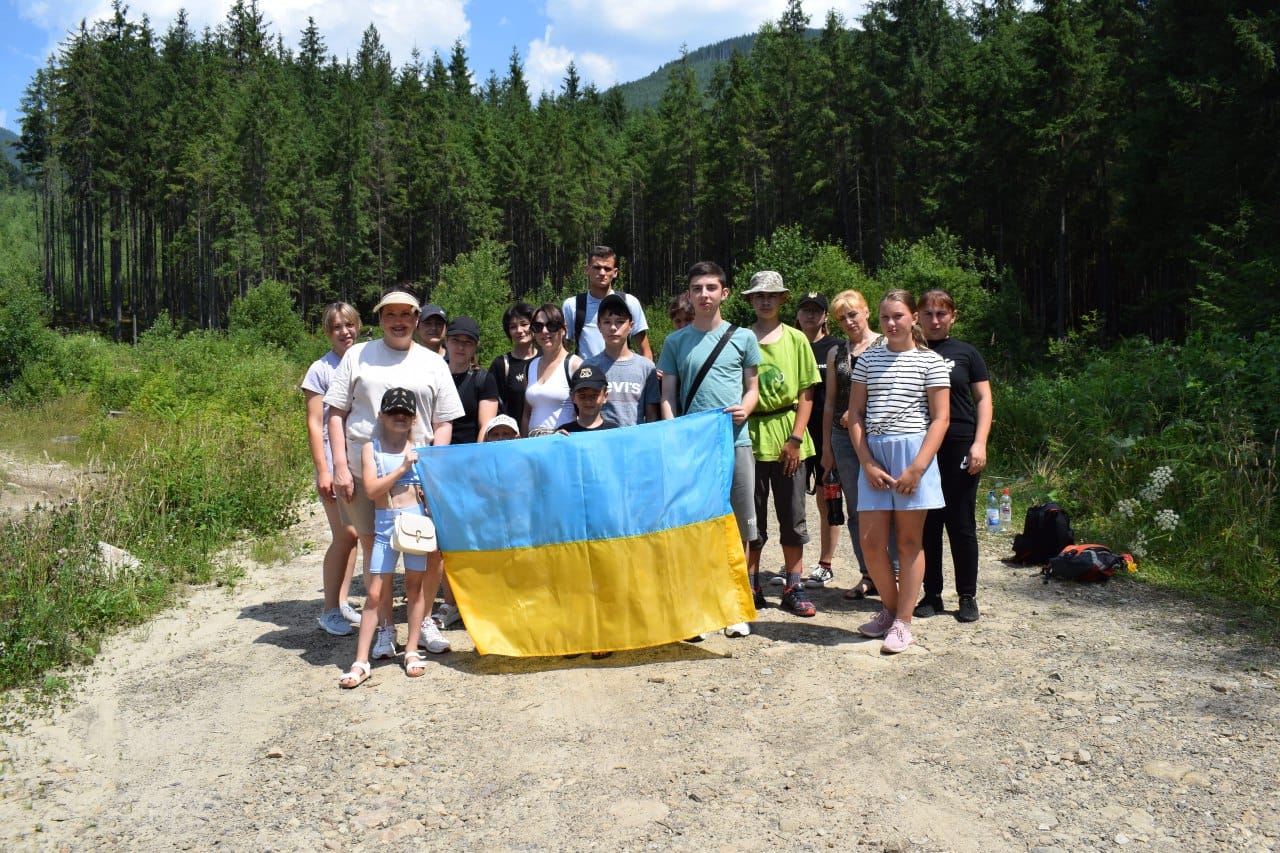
[302,302,362,637]
[521,303,582,435]
[848,289,950,654]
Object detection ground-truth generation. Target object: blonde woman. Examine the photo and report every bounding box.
[819,290,888,601]
[302,302,363,636]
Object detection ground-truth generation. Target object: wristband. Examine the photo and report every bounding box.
[787,435,803,445]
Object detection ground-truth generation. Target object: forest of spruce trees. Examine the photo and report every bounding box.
[12,0,1279,342]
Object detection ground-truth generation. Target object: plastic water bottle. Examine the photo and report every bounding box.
[986,490,1000,533]
[824,470,845,526]
[999,488,1012,533]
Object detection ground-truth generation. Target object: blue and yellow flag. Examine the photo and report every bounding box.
[415,409,754,656]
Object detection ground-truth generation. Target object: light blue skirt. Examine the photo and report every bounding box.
[857,432,944,512]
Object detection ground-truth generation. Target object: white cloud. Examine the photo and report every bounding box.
[18,0,470,69]
[525,26,574,97]
[524,24,620,98]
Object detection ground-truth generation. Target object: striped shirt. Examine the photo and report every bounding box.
[851,346,950,435]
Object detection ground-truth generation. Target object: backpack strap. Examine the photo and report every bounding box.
[681,324,738,415]
[573,291,588,351]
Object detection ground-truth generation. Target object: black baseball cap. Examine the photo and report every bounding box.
[570,364,608,392]
[447,316,480,341]
[380,387,416,416]
[597,293,633,323]
[797,292,828,311]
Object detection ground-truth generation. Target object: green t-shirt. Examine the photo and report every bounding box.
[748,324,822,462]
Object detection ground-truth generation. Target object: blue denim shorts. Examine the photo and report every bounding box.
[370,505,428,574]
[856,432,945,512]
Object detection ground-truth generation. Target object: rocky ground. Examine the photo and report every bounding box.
[1,483,1277,852]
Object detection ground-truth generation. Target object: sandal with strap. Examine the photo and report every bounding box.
[339,660,371,689]
[404,651,428,678]
[844,577,877,601]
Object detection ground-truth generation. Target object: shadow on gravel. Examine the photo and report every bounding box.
[436,642,725,677]
[240,598,362,671]
[994,560,1280,670]
[746,617,870,646]
[238,597,735,675]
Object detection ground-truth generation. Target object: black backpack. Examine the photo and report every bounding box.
[1010,502,1075,564]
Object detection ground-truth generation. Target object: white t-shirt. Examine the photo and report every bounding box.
[323,339,464,475]
[851,346,950,435]
[300,350,341,453]
[524,354,575,432]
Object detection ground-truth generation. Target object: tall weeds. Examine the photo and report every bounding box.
[0,321,309,690]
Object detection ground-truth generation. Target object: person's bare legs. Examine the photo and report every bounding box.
[815,490,838,565]
[781,544,804,581]
[358,533,394,627]
[322,499,357,611]
[859,510,898,614]
[341,572,388,686]
[889,509,928,623]
[403,569,427,652]
[421,552,445,627]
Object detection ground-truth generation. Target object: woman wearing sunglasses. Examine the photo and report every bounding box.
[521,303,583,436]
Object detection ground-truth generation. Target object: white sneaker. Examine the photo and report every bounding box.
[723,622,751,638]
[318,607,353,636]
[419,618,451,654]
[372,624,397,659]
[339,600,361,626]
[432,603,463,629]
[767,573,786,586]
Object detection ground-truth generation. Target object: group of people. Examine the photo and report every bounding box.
[301,246,992,686]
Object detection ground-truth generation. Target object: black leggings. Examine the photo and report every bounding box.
[923,436,980,598]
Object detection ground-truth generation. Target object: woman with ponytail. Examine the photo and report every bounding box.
[846,290,950,654]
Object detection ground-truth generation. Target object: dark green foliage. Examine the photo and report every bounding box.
[996,331,1279,620]
[228,279,308,355]
[10,1,1278,344]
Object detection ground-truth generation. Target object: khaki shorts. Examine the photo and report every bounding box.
[336,474,376,537]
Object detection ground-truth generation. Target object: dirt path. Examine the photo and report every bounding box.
[1,496,1278,852]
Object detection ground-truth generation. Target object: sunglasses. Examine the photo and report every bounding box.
[530,321,564,333]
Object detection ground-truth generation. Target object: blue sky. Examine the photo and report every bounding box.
[0,0,868,134]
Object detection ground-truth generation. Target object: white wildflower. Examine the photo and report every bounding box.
[1140,465,1174,502]
[1155,509,1180,532]
[1131,531,1148,559]
[1117,498,1140,518]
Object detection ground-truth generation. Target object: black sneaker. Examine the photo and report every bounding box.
[753,586,767,609]
[780,583,816,617]
[912,596,945,618]
[957,595,980,623]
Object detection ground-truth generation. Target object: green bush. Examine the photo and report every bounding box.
[995,331,1278,622]
[734,225,873,326]
[228,279,308,356]
[428,240,515,366]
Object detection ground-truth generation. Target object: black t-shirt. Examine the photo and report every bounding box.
[450,367,500,445]
[488,352,537,425]
[807,334,841,446]
[926,336,990,440]
[559,419,619,434]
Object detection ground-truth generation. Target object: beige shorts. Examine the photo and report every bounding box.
[336,475,376,537]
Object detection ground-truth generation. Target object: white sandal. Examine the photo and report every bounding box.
[403,651,428,678]
[338,660,371,689]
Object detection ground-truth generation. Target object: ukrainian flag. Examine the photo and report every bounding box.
[415,409,754,656]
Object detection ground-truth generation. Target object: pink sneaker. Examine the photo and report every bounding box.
[881,619,913,654]
[858,608,895,638]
